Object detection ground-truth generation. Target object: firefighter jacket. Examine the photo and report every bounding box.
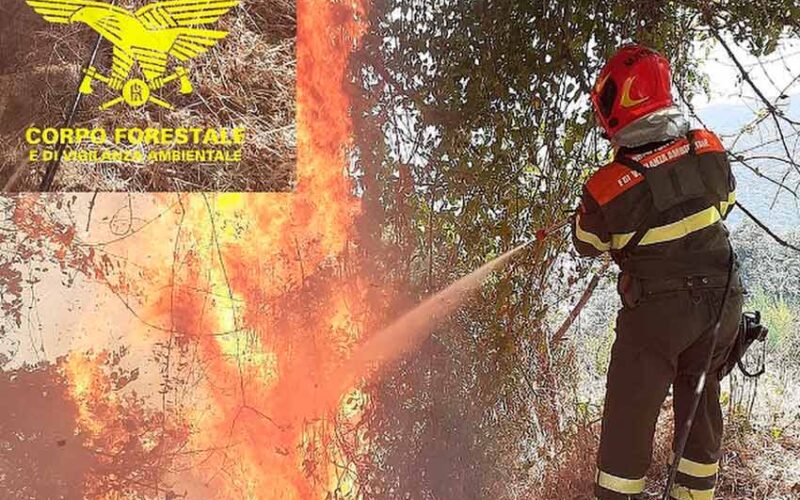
[572,129,736,278]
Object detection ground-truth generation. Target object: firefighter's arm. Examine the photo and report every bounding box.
[571,187,611,257]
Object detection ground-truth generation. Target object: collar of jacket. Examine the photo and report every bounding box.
[617,139,673,158]
[612,105,689,149]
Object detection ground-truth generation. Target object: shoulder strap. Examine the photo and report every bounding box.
[614,131,700,254]
[613,153,654,252]
[615,155,647,175]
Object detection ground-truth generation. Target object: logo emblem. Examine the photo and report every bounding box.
[26,0,240,110]
[620,76,649,108]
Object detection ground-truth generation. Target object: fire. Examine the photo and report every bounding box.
[60,350,194,498]
[137,0,372,498]
[63,352,119,442]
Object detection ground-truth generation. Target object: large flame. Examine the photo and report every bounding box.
[112,0,373,498]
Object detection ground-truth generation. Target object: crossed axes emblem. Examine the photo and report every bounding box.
[79,66,194,111]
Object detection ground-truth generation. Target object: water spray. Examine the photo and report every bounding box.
[322,216,572,408]
[350,216,572,368]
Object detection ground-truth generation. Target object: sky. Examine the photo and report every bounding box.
[694,37,800,108]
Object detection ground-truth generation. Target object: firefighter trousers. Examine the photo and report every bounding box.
[594,281,744,500]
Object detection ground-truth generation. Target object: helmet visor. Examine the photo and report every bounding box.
[597,78,617,119]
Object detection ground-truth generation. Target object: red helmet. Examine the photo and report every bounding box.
[591,45,674,140]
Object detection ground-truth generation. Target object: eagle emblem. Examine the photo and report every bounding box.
[25,0,240,110]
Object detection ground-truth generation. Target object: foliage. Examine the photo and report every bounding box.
[0,195,125,360]
[732,222,800,300]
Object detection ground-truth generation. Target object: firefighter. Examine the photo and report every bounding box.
[572,45,744,500]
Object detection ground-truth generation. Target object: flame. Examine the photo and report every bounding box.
[62,352,135,498]
[61,350,193,498]
[63,352,119,442]
[139,0,371,498]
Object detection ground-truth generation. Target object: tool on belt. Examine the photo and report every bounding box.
[721,311,769,379]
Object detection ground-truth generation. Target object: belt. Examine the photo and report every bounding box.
[639,274,734,296]
[618,272,740,308]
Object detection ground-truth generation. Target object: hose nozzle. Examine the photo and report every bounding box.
[534,217,571,242]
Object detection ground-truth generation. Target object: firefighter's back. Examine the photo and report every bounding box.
[578,128,736,279]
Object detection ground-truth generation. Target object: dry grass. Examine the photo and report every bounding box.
[716,415,800,499]
[0,0,296,192]
[533,398,800,499]
[531,422,600,499]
